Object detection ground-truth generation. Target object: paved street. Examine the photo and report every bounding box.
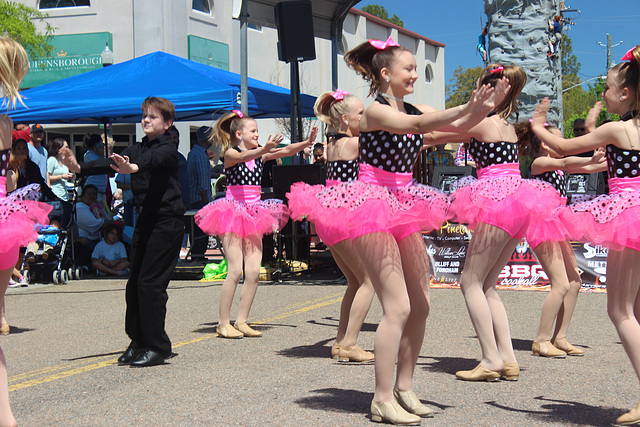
[2,268,634,426]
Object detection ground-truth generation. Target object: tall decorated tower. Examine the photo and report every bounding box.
[484,0,563,130]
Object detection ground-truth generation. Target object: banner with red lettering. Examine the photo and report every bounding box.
[423,222,607,293]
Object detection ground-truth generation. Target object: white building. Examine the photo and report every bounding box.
[16,0,446,157]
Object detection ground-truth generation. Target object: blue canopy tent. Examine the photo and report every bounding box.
[8,51,316,124]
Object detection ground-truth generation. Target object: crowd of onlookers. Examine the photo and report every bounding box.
[8,122,230,284]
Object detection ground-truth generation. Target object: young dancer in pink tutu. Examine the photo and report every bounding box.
[426,64,562,382]
[516,118,606,358]
[195,111,317,338]
[0,37,53,427]
[288,37,508,424]
[288,90,375,362]
[532,45,640,426]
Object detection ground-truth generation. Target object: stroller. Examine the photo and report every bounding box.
[19,200,82,284]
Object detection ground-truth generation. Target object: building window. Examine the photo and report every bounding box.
[39,0,90,8]
[192,0,211,14]
[424,63,433,84]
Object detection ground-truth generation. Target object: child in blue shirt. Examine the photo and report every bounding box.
[91,224,130,276]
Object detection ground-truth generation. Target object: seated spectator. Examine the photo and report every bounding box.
[7,139,58,201]
[76,184,115,267]
[91,224,130,276]
[25,216,61,262]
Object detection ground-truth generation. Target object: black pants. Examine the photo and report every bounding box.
[125,214,184,354]
[189,200,209,260]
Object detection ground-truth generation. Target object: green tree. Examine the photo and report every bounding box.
[0,1,55,59]
[445,66,482,108]
[362,5,404,27]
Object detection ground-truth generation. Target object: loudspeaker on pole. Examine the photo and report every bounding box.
[274,0,316,63]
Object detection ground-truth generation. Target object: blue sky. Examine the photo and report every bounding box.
[356,0,639,92]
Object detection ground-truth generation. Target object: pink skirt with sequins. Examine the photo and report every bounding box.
[558,177,640,251]
[195,185,289,238]
[450,164,564,239]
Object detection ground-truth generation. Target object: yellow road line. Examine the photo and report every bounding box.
[8,293,342,392]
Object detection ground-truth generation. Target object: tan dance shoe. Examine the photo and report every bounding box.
[0,323,9,335]
[532,340,567,358]
[553,337,585,356]
[337,344,374,362]
[216,323,244,339]
[500,363,520,381]
[615,401,640,426]
[394,389,434,418]
[371,399,421,425]
[234,322,262,337]
[331,343,341,359]
[455,363,501,382]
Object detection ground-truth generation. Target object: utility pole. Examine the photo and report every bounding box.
[598,34,623,118]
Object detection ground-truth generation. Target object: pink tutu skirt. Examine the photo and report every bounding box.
[0,183,53,255]
[287,164,450,241]
[558,177,640,251]
[195,185,289,239]
[450,164,563,239]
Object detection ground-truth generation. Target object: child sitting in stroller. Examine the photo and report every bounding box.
[25,216,61,261]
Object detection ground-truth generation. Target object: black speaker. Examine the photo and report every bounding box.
[272,164,326,201]
[432,166,476,194]
[274,0,316,63]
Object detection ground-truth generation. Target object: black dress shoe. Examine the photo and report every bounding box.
[130,349,170,367]
[117,342,140,365]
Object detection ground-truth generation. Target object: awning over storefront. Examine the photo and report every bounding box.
[9,51,316,124]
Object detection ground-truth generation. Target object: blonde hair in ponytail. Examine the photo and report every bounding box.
[0,37,29,109]
[210,111,254,154]
[314,91,360,132]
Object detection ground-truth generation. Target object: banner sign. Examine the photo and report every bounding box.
[423,221,607,293]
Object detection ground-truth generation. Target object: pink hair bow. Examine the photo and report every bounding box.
[621,46,637,62]
[369,36,400,50]
[330,89,350,101]
[232,109,244,118]
[489,66,504,74]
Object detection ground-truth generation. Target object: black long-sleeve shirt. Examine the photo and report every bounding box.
[78,133,184,217]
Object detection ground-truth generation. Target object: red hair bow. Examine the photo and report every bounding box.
[232,109,244,118]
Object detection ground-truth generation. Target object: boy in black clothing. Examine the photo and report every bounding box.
[62,97,184,367]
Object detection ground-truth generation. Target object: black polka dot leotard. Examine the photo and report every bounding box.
[326,133,358,184]
[359,95,423,173]
[467,139,518,169]
[533,170,566,197]
[194,145,289,238]
[606,144,640,178]
[225,147,263,186]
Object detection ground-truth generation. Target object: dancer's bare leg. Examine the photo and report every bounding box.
[532,241,571,342]
[552,240,582,341]
[395,232,430,392]
[235,234,262,324]
[332,240,375,347]
[605,249,640,381]
[0,266,16,427]
[353,231,407,403]
[481,235,520,364]
[219,233,243,326]
[459,223,517,371]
